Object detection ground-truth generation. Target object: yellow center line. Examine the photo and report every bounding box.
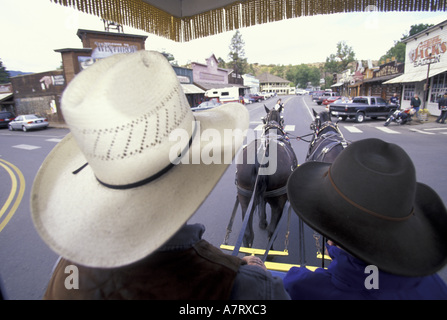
[0,162,17,220]
[0,159,26,232]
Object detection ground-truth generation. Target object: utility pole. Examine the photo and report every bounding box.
[423,53,433,109]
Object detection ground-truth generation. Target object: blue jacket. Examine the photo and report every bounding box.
[283,244,447,300]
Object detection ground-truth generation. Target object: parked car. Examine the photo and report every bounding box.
[259,92,273,100]
[8,114,49,131]
[0,111,16,128]
[249,94,264,102]
[316,91,339,105]
[296,89,307,95]
[329,96,398,123]
[191,99,222,111]
[311,90,325,102]
[243,95,255,104]
[322,96,341,105]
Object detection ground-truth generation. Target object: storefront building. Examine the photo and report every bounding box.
[384,19,447,116]
[56,29,147,86]
[192,55,229,90]
[10,71,66,122]
[0,84,14,113]
[173,66,204,107]
[191,55,248,102]
[258,72,293,95]
[362,60,404,100]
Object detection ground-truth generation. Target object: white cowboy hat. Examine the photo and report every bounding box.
[31,50,249,268]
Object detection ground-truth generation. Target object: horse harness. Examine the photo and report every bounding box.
[307,121,349,162]
[236,121,296,198]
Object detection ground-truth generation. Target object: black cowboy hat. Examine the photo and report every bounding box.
[287,138,447,277]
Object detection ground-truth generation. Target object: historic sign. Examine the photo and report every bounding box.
[408,34,447,69]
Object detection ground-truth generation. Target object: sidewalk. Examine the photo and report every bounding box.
[49,122,69,129]
[407,115,440,126]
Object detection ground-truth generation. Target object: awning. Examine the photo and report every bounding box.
[331,82,343,87]
[181,84,205,94]
[0,93,13,103]
[362,73,403,83]
[50,0,446,42]
[383,68,447,84]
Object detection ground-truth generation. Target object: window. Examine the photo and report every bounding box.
[403,84,415,101]
[430,72,447,103]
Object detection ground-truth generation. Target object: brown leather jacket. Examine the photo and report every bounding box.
[44,224,289,300]
[44,240,242,299]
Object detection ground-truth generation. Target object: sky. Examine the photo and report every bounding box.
[1,0,446,73]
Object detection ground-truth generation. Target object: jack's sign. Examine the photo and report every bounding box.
[408,35,447,68]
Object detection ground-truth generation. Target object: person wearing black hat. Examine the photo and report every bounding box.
[284,138,447,300]
[436,92,447,124]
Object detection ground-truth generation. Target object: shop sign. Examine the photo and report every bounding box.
[177,76,191,84]
[408,35,447,68]
[0,84,12,94]
[375,61,401,78]
[92,41,138,59]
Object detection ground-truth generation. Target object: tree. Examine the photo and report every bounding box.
[286,64,320,88]
[0,59,10,83]
[379,41,406,63]
[324,41,356,74]
[228,30,248,76]
[379,23,434,63]
[161,51,178,66]
[217,57,226,68]
[402,23,434,40]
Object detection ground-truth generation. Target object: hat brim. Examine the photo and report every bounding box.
[31,103,248,268]
[287,161,447,277]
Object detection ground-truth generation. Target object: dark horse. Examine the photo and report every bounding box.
[235,105,297,248]
[296,109,350,266]
[306,109,350,163]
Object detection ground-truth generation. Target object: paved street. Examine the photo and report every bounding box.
[0,94,446,299]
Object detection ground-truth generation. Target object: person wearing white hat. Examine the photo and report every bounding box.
[31,50,289,300]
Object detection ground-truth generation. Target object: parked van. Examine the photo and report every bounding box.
[205,87,243,104]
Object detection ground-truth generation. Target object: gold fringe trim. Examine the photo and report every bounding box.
[50,0,447,42]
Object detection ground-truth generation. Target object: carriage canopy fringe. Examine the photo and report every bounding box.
[51,0,447,42]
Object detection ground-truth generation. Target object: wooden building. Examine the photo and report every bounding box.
[10,70,66,122]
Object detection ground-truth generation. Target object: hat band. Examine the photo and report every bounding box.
[73,120,197,190]
[327,168,414,222]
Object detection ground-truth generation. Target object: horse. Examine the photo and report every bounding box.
[306,109,350,163]
[292,109,351,266]
[234,105,297,248]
